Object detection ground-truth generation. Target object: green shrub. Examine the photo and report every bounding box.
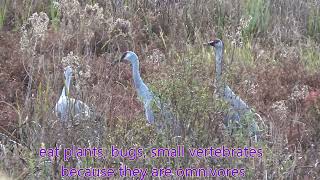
[0,0,7,30]
[307,7,320,42]
[49,0,60,31]
[242,0,271,39]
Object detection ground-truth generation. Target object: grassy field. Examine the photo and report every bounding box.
[0,0,319,179]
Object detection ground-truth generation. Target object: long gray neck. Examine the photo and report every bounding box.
[62,73,72,97]
[131,58,143,89]
[214,47,224,93]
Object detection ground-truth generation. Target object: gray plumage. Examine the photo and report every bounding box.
[113,51,181,135]
[206,39,259,139]
[114,51,157,124]
[55,66,91,121]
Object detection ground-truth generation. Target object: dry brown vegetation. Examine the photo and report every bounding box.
[0,0,320,179]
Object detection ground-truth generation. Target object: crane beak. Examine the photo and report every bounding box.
[111,58,129,66]
[111,60,120,66]
[112,52,129,66]
[203,41,213,46]
[203,41,215,47]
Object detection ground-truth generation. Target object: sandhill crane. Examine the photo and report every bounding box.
[113,51,181,134]
[112,51,157,124]
[55,66,91,121]
[205,39,260,140]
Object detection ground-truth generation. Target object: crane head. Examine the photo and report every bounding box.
[204,38,224,48]
[64,66,73,78]
[112,51,138,66]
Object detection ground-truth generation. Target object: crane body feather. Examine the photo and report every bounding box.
[55,66,91,121]
[209,39,259,140]
[119,51,181,134]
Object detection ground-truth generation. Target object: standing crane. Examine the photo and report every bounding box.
[55,66,92,121]
[205,39,260,140]
[113,51,156,124]
[113,51,181,135]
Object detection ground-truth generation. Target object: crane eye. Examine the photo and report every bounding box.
[213,39,220,45]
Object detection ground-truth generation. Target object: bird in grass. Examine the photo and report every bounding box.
[112,51,157,124]
[112,51,181,134]
[55,66,91,121]
[205,39,260,140]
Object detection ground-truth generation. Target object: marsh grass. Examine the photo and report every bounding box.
[242,0,270,39]
[49,0,60,32]
[301,39,320,73]
[0,0,7,30]
[307,6,320,42]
